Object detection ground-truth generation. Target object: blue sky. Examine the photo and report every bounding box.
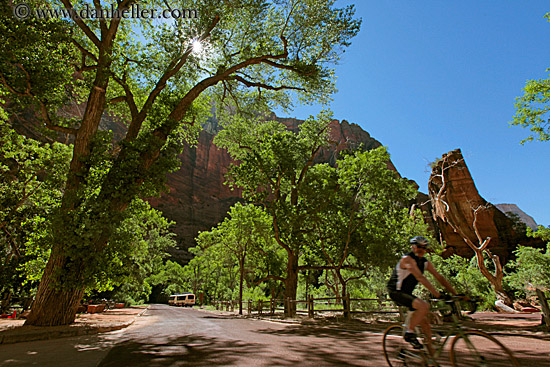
[278,1,550,226]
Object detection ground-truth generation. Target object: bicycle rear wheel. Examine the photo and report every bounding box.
[450,330,518,367]
[382,324,426,366]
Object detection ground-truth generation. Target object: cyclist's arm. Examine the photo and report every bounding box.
[426,261,457,296]
[400,256,440,298]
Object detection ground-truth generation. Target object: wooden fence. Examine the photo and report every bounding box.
[212,295,400,320]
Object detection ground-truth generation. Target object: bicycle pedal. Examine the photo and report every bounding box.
[404,332,423,349]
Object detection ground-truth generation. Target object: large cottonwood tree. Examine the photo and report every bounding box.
[0,0,360,325]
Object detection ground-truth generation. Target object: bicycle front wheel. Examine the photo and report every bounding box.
[450,330,518,367]
[382,324,426,367]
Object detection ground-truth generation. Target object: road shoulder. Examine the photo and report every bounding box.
[0,306,148,345]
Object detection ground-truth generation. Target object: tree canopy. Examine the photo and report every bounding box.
[215,112,420,315]
[195,203,275,313]
[215,112,335,314]
[0,99,177,310]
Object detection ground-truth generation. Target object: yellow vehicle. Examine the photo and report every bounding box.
[168,293,195,307]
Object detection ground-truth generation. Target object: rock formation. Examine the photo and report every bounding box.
[147,129,241,262]
[427,149,544,262]
[274,115,394,168]
[495,203,539,230]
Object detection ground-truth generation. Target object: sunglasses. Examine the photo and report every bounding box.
[416,245,428,250]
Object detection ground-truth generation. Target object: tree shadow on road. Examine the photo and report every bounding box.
[254,323,550,366]
[255,323,369,339]
[503,344,550,366]
[97,334,263,366]
[252,324,385,366]
[96,322,384,366]
[199,315,241,319]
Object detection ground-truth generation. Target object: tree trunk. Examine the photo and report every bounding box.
[24,198,119,326]
[239,256,244,315]
[25,56,113,326]
[284,251,299,317]
[0,292,12,314]
[535,288,550,330]
[304,270,309,301]
[24,249,85,326]
[472,250,513,306]
[342,284,349,319]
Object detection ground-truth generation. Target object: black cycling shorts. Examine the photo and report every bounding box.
[389,290,417,310]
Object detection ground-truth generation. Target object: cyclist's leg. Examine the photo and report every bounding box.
[418,314,435,356]
[389,291,419,326]
[409,298,429,332]
[390,292,425,349]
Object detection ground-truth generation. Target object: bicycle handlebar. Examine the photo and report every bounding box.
[429,295,478,315]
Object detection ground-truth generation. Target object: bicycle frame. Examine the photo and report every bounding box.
[401,299,471,364]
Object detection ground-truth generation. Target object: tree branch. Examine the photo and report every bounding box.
[255,274,285,285]
[72,39,98,62]
[167,30,290,124]
[110,74,138,120]
[102,0,132,52]
[1,63,78,135]
[59,0,101,48]
[108,96,127,104]
[0,64,32,96]
[76,64,99,73]
[92,0,108,37]
[123,15,221,141]
[261,59,316,76]
[272,214,292,253]
[231,75,305,92]
[343,269,367,283]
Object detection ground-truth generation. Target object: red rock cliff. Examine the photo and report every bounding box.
[427,149,544,262]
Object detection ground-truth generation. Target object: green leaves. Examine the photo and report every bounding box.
[506,244,550,292]
[215,112,424,302]
[506,225,550,293]
[0,1,80,120]
[512,77,550,143]
[0,109,72,303]
[511,13,550,144]
[307,146,418,272]
[84,198,177,300]
[189,203,280,302]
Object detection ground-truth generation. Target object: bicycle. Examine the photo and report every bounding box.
[382,296,519,366]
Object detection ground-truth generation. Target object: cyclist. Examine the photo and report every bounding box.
[387,236,457,351]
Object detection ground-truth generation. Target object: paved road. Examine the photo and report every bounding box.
[97,304,386,366]
[1,304,549,366]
